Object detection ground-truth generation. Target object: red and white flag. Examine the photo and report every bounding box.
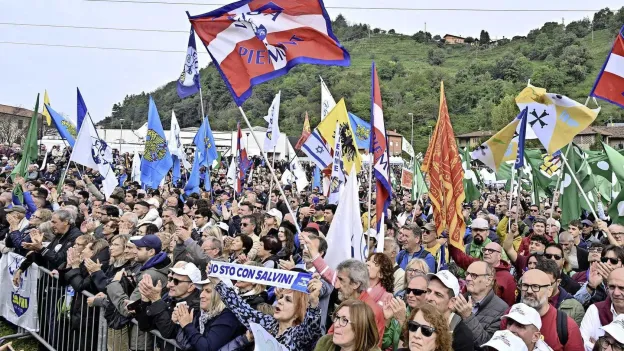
[236,122,252,193]
[591,26,624,108]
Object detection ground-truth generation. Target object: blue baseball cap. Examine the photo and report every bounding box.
[131,235,162,253]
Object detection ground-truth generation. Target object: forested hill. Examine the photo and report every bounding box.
[98,9,624,154]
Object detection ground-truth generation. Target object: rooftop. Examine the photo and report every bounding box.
[0,104,41,118]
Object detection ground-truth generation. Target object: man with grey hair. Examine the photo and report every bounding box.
[119,212,139,235]
[384,237,405,292]
[21,209,82,270]
[559,231,589,272]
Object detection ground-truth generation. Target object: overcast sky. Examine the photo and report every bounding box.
[1,0,621,123]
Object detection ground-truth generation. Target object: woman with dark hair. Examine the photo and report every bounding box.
[367,253,395,303]
[398,304,452,351]
[257,235,282,269]
[228,234,254,263]
[277,227,301,264]
[314,300,380,351]
[101,218,120,241]
[138,223,159,236]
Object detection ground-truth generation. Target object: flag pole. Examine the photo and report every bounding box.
[551,144,572,209]
[266,146,277,211]
[559,150,599,219]
[507,165,515,232]
[366,155,374,256]
[237,106,301,234]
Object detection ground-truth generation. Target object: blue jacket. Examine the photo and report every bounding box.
[396,246,435,272]
[181,308,244,351]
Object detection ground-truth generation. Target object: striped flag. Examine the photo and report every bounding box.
[591,25,624,108]
[370,62,392,233]
[294,112,311,150]
[236,122,252,194]
[188,0,350,106]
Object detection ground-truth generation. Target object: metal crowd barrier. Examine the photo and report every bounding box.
[3,265,181,351]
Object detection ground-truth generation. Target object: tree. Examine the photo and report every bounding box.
[433,34,441,41]
[491,95,518,131]
[411,31,432,43]
[464,36,475,44]
[593,8,614,30]
[388,29,396,34]
[427,49,445,66]
[373,28,381,34]
[566,18,591,38]
[479,30,491,45]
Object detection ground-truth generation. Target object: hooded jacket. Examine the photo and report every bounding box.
[549,286,585,325]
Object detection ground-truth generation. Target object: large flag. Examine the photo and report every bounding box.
[169,111,191,169]
[603,142,624,183]
[141,97,173,189]
[188,1,350,106]
[287,143,309,193]
[294,112,311,150]
[328,122,345,205]
[421,82,466,249]
[77,88,88,132]
[45,104,77,147]
[412,159,428,202]
[462,148,480,202]
[11,95,39,201]
[177,27,201,99]
[131,151,142,184]
[324,165,365,270]
[301,129,332,169]
[516,85,600,154]
[70,118,118,198]
[263,91,281,151]
[320,76,337,121]
[608,187,624,225]
[590,25,624,108]
[184,150,202,195]
[370,62,392,233]
[514,107,529,170]
[317,99,362,174]
[402,137,415,158]
[194,117,219,168]
[235,122,253,193]
[42,90,52,126]
[559,145,595,226]
[349,112,371,150]
[471,108,526,171]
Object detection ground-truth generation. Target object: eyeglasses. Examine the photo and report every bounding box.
[168,276,192,285]
[333,314,350,328]
[530,209,539,213]
[408,321,436,337]
[241,223,250,227]
[481,248,500,254]
[589,247,604,253]
[406,288,427,296]
[465,272,491,280]
[31,215,43,220]
[254,206,263,210]
[406,268,425,275]
[598,336,624,351]
[519,283,551,292]
[544,253,562,261]
[601,257,621,265]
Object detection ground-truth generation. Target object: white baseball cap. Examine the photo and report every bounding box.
[146,198,160,207]
[266,208,283,223]
[481,330,528,351]
[601,315,624,344]
[427,270,460,297]
[502,303,542,329]
[217,222,229,233]
[471,218,489,230]
[170,262,202,284]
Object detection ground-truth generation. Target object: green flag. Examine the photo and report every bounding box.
[462,148,480,202]
[496,162,513,191]
[608,187,624,225]
[559,144,595,226]
[603,142,624,183]
[213,151,223,171]
[412,159,428,202]
[11,94,40,201]
[587,149,611,181]
[525,150,555,199]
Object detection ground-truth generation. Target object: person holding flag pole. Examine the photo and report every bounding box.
[263,91,281,210]
[513,108,529,227]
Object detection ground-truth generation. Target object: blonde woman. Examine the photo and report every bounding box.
[395,259,430,299]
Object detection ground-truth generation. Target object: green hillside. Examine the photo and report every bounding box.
[98,8,624,154]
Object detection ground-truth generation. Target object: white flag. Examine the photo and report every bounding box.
[401,137,415,158]
[70,118,118,198]
[168,111,191,169]
[226,157,237,187]
[249,322,288,351]
[287,143,309,193]
[263,91,281,151]
[281,169,294,185]
[320,76,336,121]
[135,122,148,139]
[324,165,365,271]
[328,122,345,205]
[131,151,142,184]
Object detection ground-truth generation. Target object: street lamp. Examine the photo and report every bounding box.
[119,119,125,154]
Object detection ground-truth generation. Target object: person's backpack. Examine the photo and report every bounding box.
[556,309,568,346]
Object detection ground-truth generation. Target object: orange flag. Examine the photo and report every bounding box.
[421,82,466,249]
[295,112,312,150]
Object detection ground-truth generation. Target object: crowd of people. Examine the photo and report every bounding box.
[0,146,622,351]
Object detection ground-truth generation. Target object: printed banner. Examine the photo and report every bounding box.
[250,322,288,351]
[0,253,39,332]
[208,261,312,294]
[401,168,414,189]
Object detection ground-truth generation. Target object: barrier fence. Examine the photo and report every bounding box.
[1,256,181,351]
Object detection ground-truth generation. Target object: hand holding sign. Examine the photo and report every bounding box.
[307,275,322,308]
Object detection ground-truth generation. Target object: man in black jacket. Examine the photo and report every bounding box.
[136,261,202,339]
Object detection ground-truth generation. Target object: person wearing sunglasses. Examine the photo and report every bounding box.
[502,303,552,351]
[575,246,624,308]
[543,243,581,295]
[397,303,452,351]
[314,300,381,351]
[592,315,624,351]
[571,243,605,284]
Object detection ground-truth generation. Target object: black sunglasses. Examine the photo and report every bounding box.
[406,288,427,296]
[544,253,562,261]
[168,276,192,285]
[601,257,620,265]
[408,321,436,337]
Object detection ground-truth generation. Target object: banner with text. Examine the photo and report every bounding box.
[0,253,39,332]
[208,261,312,294]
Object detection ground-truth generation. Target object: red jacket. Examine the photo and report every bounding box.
[449,245,517,306]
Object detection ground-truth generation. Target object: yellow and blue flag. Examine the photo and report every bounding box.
[317,99,362,174]
[140,96,173,189]
[42,90,52,126]
[46,104,77,147]
[194,116,218,168]
[471,108,526,171]
[516,85,600,154]
[348,112,370,150]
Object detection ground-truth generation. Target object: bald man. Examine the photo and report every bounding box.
[580,267,624,351]
[502,269,584,351]
[449,241,516,306]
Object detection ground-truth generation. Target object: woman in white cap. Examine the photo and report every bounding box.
[593,315,624,351]
[481,330,528,351]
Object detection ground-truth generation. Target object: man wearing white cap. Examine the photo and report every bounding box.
[596,315,624,351]
[466,218,494,260]
[135,261,202,339]
[481,330,528,351]
[425,270,474,351]
[503,303,553,351]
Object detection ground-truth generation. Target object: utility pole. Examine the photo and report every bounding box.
[425,22,427,41]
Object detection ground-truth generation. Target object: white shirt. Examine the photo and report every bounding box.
[534,340,553,351]
[580,303,619,351]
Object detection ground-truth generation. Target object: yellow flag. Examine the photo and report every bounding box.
[317,99,362,174]
[42,90,52,126]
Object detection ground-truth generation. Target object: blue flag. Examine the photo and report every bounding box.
[177,27,201,99]
[77,88,88,132]
[514,107,529,170]
[194,117,218,167]
[45,104,77,147]
[141,96,173,188]
[349,112,371,150]
[184,150,201,195]
[312,165,321,190]
[172,156,181,184]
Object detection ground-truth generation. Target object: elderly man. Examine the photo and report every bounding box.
[501,269,584,351]
[536,259,585,326]
[559,231,589,272]
[119,212,138,236]
[503,303,554,351]
[598,221,624,247]
[453,261,508,349]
